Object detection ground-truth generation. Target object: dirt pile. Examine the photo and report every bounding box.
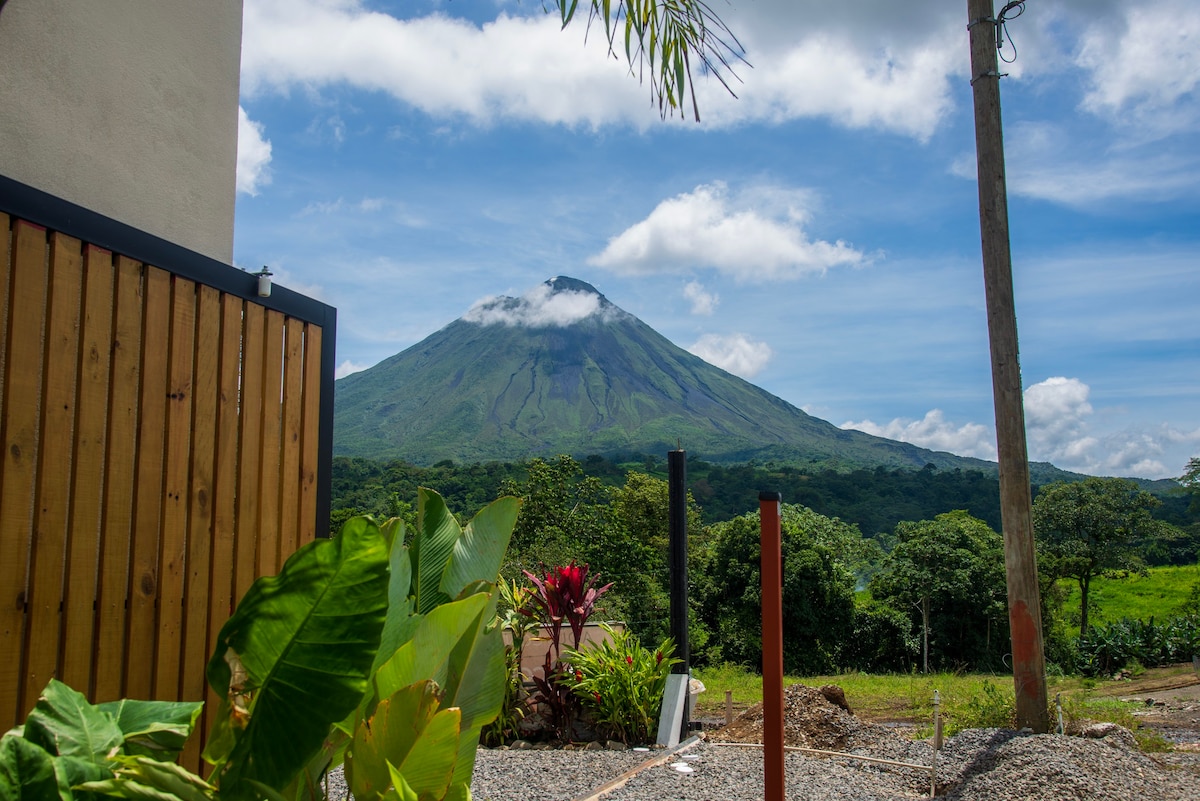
[711,683,907,752]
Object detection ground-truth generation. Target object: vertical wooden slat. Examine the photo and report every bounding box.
[0,220,48,726]
[93,256,143,702]
[24,233,84,713]
[233,304,264,604]
[0,213,10,422]
[299,324,322,544]
[125,265,171,700]
[279,318,304,559]
[154,277,196,700]
[61,246,114,693]
[179,285,218,768]
[201,293,242,755]
[257,310,284,575]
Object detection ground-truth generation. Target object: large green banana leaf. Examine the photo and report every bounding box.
[364,492,518,713]
[439,497,519,600]
[409,490,460,615]
[346,682,460,801]
[372,594,489,699]
[205,517,389,799]
[371,588,504,791]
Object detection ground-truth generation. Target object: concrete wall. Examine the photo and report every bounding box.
[0,0,243,262]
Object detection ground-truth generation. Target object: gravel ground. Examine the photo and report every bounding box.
[321,679,1200,800]
[322,728,1199,801]
[469,729,1200,801]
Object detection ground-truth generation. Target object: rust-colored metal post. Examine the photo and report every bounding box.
[759,491,785,801]
[967,0,1049,732]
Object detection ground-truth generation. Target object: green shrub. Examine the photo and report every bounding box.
[942,680,1015,735]
[565,624,680,744]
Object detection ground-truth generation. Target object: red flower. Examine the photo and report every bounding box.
[625,655,633,665]
[593,692,602,704]
[656,651,663,665]
[575,670,583,682]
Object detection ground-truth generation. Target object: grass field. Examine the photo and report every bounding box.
[691,663,1195,748]
[1058,564,1200,626]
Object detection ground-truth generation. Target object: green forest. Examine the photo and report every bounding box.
[330,454,1200,677]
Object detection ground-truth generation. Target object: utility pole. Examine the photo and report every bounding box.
[966,0,1049,733]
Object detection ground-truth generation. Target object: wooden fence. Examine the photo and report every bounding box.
[0,177,337,770]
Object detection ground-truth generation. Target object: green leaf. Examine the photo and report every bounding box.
[97,699,203,761]
[23,680,123,766]
[370,535,416,678]
[346,682,440,800]
[439,596,505,788]
[411,489,459,615]
[205,516,390,798]
[373,594,489,701]
[1,733,67,801]
[439,497,519,601]
[347,682,460,801]
[77,756,215,801]
[383,763,418,801]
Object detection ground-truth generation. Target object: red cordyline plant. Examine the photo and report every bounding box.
[521,561,612,741]
[522,561,613,655]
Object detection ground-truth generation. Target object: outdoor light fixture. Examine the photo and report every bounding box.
[256,266,273,298]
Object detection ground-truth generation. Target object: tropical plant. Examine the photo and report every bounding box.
[481,578,540,746]
[551,0,746,121]
[521,561,612,741]
[0,679,203,801]
[36,488,520,801]
[564,624,679,744]
[1073,615,1200,676]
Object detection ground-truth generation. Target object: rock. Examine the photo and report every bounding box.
[510,739,533,750]
[584,740,605,751]
[1079,722,1138,750]
[819,684,852,714]
[606,740,628,751]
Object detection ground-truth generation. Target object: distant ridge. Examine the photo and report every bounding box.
[334,276,1057,476]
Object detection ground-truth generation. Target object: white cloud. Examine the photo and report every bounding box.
[718,27,959,139]
[842,410,997,461]
[588,183,865,280]
[1022,376,1200,478]
[335,359,370,379]
[464,283,617,328]
[239,0,960,136]
[687,333,773,379]
[236,106,272,195]
[683,281,718,315]
[1076,1,1200,134]
[1023,377,1095,463]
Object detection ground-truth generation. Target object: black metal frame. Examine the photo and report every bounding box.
[0,173,338,537]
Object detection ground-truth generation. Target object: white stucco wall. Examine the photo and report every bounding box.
[0,0,243,262]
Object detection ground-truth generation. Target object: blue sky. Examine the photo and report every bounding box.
[232,0,1199,480]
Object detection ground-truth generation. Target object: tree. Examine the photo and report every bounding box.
[556,0,745,121]
[694,504,858,675]
[871,511,1007,673]
[499,455,608,575]
[1033,477,1167,636]
[1181,457,1200,514]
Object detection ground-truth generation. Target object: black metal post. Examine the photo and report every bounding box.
[667,449,689,674]
[667,449,689,740]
